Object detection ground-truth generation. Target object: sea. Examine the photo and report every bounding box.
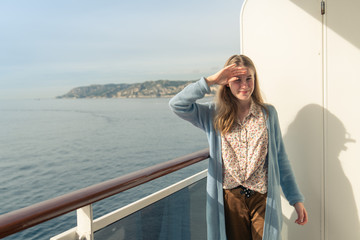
[0,97,210,240]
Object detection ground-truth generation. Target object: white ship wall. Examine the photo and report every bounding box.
[241,0,360,239]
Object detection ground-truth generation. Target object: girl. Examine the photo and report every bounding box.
[169,55,308,240]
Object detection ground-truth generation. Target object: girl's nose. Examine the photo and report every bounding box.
[240,81,248,88]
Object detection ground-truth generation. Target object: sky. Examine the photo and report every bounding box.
[0,0,244,99]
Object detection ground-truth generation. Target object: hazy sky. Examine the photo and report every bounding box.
[0,0,244,99]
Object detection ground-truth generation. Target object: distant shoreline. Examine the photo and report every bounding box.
[57,80,216,99]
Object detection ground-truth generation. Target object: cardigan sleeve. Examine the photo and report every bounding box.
[169,77,214,132]
[272,106,305,205]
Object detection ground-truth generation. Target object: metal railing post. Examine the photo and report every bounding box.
[76,205,93,240]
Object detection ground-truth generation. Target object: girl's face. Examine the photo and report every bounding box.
[228,67,255,103]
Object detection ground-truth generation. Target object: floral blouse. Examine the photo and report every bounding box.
[221,101,269,193]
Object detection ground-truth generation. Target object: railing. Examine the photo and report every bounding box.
[0,148,210,239]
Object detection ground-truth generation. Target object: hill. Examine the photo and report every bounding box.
[57,80,216,99]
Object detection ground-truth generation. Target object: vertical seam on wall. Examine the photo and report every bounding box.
[321,1,328,239]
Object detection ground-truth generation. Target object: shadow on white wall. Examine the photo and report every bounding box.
[282,104,359,239]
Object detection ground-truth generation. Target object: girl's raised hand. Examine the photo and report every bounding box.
[205,64,247,86]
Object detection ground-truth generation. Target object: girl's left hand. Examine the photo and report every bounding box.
[294,202,308,225]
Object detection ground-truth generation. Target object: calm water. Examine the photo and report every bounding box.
[0,98,209,240]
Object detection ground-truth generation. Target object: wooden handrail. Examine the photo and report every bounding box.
[0,148,210,239]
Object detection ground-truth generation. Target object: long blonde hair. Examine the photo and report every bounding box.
[213,55,267,134]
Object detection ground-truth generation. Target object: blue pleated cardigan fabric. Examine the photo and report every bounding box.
[169,78,304,240]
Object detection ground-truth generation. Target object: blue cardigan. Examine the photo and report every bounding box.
[169,78,304,240]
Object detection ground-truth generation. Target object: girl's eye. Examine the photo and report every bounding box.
[246,78,252,81]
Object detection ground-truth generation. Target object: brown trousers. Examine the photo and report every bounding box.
[223,188,267,240]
